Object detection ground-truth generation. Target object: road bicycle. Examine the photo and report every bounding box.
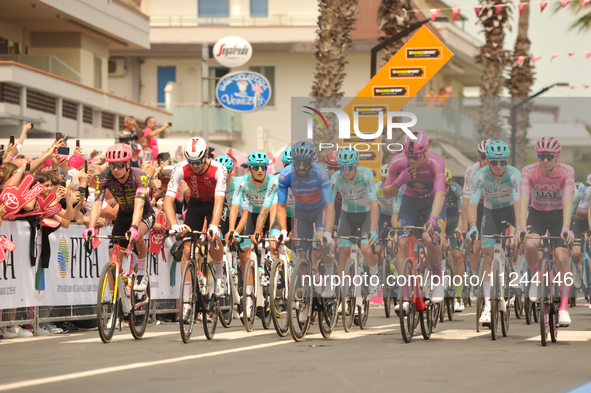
[90,235,151,344]
[439,241,456,323]
[377,226,397,318]
[270,234,294,337]
[218,241,244,328]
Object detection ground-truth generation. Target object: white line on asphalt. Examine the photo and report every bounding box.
[525,331,591,341]
[0,324,396,391]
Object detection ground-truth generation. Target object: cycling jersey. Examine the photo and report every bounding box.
[376,181,393,215]
[446,182,463,219]
[263,176,294,218]
[469,166,521,209]
[330,166,377,213]
[226,176,248,215]
[166,160,227,202]
[277,163,332,210]
[392,186,405,214]
[232,174,276,214]
[463,161,485,204]
[385,151,446,198]
[574,186,588,213]
[96,167,150,214]
[520,162,575,211]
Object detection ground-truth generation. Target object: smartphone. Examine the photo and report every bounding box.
[167,122,172,127]
[62,135,69,143]
[25,162,30,172]
[84,160,88,173]
[145,152,152,162]
[149,187,154,199]
[56,132,62,141]
[157,158,162,167]
[9,136,14,145]
[30,124,33,129]
[76,139,80,148]
[57,146,70,155]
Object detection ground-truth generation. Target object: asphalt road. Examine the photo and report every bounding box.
[2,301,591,393]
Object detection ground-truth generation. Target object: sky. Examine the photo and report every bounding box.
[443,0,591,98]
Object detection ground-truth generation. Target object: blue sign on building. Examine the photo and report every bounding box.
[215,71,272,113]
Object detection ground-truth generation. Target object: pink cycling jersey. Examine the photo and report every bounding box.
[385,151,446,198]
[520,162,575,211]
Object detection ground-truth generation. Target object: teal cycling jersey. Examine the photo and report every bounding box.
[573,186,587,215]
[232,174,277,213]
[392,186,405,214]
[446,182,463,219]
[377,181,393,215]
[262,176,294,218]
[227,176,247,216]
[469,165,521,209]
[330,166,377,213]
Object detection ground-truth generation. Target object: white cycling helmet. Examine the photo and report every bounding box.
[477,139,492,154]
[587,173,591,187]
[575,182,585,191]
[184,137,208,162]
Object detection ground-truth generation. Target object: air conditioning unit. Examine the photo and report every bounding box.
[108,58,126,77]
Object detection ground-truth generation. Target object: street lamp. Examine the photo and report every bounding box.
[371,17,449,78]
[510,82,569,166]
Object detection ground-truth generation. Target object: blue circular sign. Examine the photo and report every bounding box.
[215,71,272,113]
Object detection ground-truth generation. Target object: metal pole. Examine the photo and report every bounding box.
[511,106,517,167]
[201,43,209,140]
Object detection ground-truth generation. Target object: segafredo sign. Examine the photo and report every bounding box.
[213,36,253,68]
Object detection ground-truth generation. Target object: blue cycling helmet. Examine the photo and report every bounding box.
[291,141,317,162]
[486,140,510,159]
[281,147,292,164]
[247,151,269,166]
[337,146,359,166]
[215,155,234,172]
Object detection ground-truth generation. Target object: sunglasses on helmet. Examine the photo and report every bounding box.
[537,152,556,161]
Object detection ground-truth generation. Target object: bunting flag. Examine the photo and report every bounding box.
[586,51,591,60]
[533,55,543,62]
[540,1,549,11]
[515,56,527,64]
[495,4,506,13]
[474,6,482,17]
[568,51,576,56]
[430,8,440,21]
[583,84,590,89]
[452,7,462,21]
[570,85,576,89]
[551,53,559,61]
[561,0,571,6]
[518,3,528,17]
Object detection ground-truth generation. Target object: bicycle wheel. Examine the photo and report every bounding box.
[445,261,454,321]
[490,260,501,340]
[288,259,312,342]
[585,257,591,300]
[550,265,559,343]
[218,263,234,328]
[260,259,273,330]
[446,298,454,321]
[97,262,119,344]
[130,265,151,340]
[242,259,257,332]
[179,260,196,344]
[319,291,339,338]
[539,258,551,346]
[270,259,290,337]
[500,263,510,338]
[383,257,393,318]
[341,259,356,332]
[398,259,416,343]
[202,264,218,340]
[475,256,485,332]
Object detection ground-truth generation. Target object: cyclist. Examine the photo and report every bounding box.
[466,141,522,325]
[458,140,490,285]
[517,136,575,327]
[571,180,588,290]
[376,164,394,233]
[163,137,227,321]
[325,149,343,229]
[440,168,466,312]
[83,143,155,293]
[215,155,248,246]
[276,141,335,296]
[383,130,446,307]
[331,147,380,295]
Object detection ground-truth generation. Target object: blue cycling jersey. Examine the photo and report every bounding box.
[277,163,332,210]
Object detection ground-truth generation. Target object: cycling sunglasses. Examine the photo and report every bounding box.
[327,165,339,171]
[490,159,507,167]
[405,152,424,160]
[340,165,357,172]
[250,165,267,172]
[294,160,312,168]
[110,162,127,169]
[537,152,556,161]
[188,159,205,166]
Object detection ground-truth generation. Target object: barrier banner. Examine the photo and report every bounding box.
[0,222,181,309]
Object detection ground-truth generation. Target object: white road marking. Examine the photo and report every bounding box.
[434,329,489,340]
[525,331,591,342]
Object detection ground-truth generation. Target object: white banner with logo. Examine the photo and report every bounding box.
[0,222,181,309]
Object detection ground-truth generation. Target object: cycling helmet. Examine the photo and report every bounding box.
[215,155,234,172]
[586,173,591,187]
[291,141,317,162]
[486,140,510,159]
[535,136,561,154]
[325,149,338,167]
[184,137,208,161]
[380,164,389,178]
[402,131,428,154]
[105,143,132,163]
[281,147,292,165]
[477,139,492,154]
[574,182,585,191]
[337,146,359,166]
[247,151,269,166]
[445,168,453,184]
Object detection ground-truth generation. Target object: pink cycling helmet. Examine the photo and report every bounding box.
[325,149,338,166]
[105,143,132,163]
[402,131,429,154]
[535,136,561,154]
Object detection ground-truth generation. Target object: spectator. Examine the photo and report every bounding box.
[436,87,450,108]
[142,117,171,158]
[424,88,438,107]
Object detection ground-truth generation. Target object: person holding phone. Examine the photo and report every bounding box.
[142,116,171,159]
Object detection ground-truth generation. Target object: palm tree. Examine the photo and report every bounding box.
[475,0,513,140]
[507,0,534,169]
[310,0,358,156]
[558,1,591,32]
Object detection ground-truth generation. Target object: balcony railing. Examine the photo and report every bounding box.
[0,55,81,83]
[403,102,479,144]
[150,13,317,27]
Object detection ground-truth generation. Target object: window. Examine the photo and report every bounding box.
[249,66,275,106]
[209,67,230,104]
[250,0,268,16]
[198,0,229,16]
[157,66,176,104]
[94,56,102,89]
